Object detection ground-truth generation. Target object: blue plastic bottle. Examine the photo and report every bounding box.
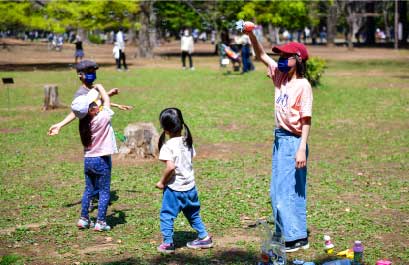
[322,259,351,265]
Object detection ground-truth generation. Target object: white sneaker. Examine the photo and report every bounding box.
[94,221,111,232]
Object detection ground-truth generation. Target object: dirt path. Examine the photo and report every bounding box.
[1,38,408,71]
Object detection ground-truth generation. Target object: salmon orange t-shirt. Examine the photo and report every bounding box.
[268,64,313,136]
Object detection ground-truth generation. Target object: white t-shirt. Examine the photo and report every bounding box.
[159,137,196,191]
[181,35,194,53]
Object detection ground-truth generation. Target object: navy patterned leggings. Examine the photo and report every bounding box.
[81,156,111,221]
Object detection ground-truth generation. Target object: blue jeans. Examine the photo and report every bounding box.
[241,45,254,72]
[81,156,111,221]
[271,128,308,241]
[160,187,208,244]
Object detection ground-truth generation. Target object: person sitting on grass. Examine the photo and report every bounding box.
[71,86,116,231]
[155,108,213,254]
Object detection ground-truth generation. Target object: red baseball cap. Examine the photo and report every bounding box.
[272,42,309,61]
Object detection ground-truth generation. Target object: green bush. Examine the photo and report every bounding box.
[306,57,326,87]
[88,34,104,44]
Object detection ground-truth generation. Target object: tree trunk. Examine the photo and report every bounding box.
[137,0,156,58]
[43,84,60,110]
[346,2,355,50]
[117,122,159,159]
[399,0,408,45]
[326,4,337,46]
[365,1,376,45]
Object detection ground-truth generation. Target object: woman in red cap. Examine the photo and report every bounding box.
[240,22,312,253]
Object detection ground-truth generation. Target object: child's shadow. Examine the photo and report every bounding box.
[64,190,120,208]
[106,209,128,228]
[173,231,197,249]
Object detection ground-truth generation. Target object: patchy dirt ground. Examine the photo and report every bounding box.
[1,39,408,264]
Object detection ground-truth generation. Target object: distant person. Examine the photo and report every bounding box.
[71,86,116,231]
[238,33,254,73]
[303,27,310,43]
[180,29,194,70]
[319,26,327,43]
[199,31,207,42]
[192,28,199,43]
[74,35,84,64]
[116,29,128,71]
[282,29,290,43]
[210,30,216,44]
[112,42,121,71]
[56,35,64,51]
[156,108,213,254]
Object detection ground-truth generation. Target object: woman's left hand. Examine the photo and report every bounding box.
[295,148,307,169]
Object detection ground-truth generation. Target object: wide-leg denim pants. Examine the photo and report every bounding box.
[81,156,111,222]
[271,128,308,242]
[160,187,208,244]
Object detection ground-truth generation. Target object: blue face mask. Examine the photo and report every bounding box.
[84,72,96,84]
[277,57,292,73]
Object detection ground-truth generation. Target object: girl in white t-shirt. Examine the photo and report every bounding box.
[238,21,312,253]
[155,108,212,254]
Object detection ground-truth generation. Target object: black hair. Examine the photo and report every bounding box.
[78,102,97,147]
[295,55,306,78]
[158,108,193,150]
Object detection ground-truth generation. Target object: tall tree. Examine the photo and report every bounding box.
[238,0,308,44]
[138,0,156,58]
[0,1,46,32]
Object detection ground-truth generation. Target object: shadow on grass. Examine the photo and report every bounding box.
[64,190,120,208]
[172,231,197,249]
[106,209,127,228]
[103,249,258,265]
[102,253,351,265]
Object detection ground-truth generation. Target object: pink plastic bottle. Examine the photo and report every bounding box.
[376,260,392,265]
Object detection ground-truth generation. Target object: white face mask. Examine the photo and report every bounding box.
[184,30,189,36]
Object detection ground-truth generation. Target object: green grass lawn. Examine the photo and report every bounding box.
[0,59,408,265]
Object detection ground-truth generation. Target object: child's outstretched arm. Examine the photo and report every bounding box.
[110,103,133,110]
[48,86,130,136]
[48,112,76,136]
[156,160,175,190]
[94,84,110,107]
[98,86,133,111]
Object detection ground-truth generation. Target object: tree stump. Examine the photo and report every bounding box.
[117,122,159,159]
[43,84,60,110]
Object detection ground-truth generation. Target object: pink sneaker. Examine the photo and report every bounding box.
[76,217,94,229]
[157,243,175,254]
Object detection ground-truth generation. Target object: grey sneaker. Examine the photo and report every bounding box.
[186,236,213,249]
